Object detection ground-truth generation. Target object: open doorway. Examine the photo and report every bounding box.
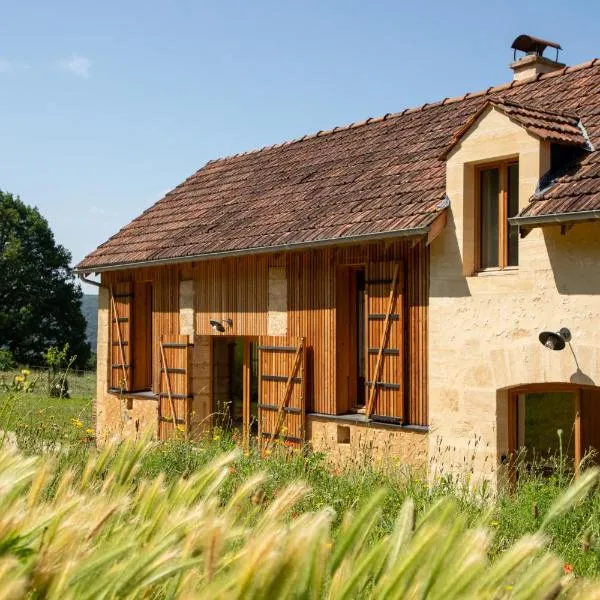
[212,337,258,434]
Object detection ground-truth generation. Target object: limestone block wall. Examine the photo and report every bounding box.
[307,417,428,470]
[430,106,600,482]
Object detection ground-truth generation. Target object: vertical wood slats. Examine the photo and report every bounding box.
[158,334,192,440]
[365,262,403,420]
[258,337,305,448]
[110,282,133,391]
[102,238,429,429]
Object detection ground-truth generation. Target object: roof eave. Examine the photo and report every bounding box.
[509,209,600,228]
[74,220,441,274]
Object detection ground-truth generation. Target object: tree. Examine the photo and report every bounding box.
[0,190,90,368]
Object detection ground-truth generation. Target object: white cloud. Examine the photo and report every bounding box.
[58,54,91,78]
[89,206,106,216]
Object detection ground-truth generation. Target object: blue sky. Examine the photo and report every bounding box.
[1,0,599,293]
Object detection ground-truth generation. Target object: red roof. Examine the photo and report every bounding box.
[77,59,600,271]
[440,98,590,159]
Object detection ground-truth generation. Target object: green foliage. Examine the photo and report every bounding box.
[0,369,37,395]
[0,438,598,598]
[0,190,90,368]
[0,349,15,371]
[43,343,75,398]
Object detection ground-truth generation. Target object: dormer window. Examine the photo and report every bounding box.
[477,161,519,270]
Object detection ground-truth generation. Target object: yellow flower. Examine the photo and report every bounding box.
[21,369,30,376]
[213,434,221,441]
[14,375,24,383]
[71,418,83,428]
[177,425,185,432]
[85,428,94,435]
[490,520,499,528]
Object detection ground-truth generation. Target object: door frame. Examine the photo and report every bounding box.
[507,383,597,477]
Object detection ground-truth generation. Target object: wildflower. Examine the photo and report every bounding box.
[213,434,221,441]
[85,428,94,435]
[70,418,83,428]
[21,369,30,376]
[177,425,186,432]
[563,563,573,574]
[14,375,24,383]
[490,520,499,528]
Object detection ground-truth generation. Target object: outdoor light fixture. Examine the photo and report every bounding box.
[209,318,233,333]
[539,327,572,351]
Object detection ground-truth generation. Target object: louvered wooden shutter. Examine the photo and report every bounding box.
[258,337,305,450]
[110,282,134,392]
[158,334,192,440]
[365,262,404,422]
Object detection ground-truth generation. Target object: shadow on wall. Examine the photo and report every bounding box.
[429,210,471,298]
[545,223,600,295]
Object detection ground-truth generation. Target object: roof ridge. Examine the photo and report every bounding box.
[203,57,600,166]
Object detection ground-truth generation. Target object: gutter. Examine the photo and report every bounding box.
[78,273,108,289]
[509,209,600,228]
[74,223,434,275]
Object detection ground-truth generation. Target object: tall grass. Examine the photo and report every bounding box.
[0,435,599,598]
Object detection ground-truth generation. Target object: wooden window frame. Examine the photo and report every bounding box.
[507,384,586,478]
[474,160,518,272]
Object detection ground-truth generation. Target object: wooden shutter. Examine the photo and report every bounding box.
[110,282,134,392]
[258,337,305,450]
[158,334,192,440]
[365,262,404,422]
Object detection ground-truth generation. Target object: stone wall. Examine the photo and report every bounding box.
[307,416,428,470]
[430,105,600,482]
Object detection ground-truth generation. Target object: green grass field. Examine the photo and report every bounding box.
[1,372,600,584]
[0,368,95,442]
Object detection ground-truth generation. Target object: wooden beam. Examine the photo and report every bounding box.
[242,338,251,452]
[365,263,400,419]
[519,226,533,239]
[561,223,574,236]
[159,337,178,429]
[426,210,448,246]
[264,340,303,452]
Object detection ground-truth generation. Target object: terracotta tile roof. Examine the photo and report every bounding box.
[441,98,591,158]
[517,151,600,220]
[77,59,600,271]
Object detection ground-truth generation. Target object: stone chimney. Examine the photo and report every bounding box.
[510,34,565,81]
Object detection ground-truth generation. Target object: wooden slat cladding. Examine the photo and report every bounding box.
[110,282,133,391]
[258,337,305,448]
[406,243,429,426]
[365,262,403,421]
[101,238,429,427]
[158,334,192,440]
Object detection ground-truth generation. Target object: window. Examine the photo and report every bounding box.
[477,162,519,270]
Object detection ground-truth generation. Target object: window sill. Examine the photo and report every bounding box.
[108,389,159,401]
[469,267,519,278]
[307,412,429,433]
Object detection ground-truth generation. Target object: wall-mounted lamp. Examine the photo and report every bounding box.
[539,327,572,351]
[210,318,233,333]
